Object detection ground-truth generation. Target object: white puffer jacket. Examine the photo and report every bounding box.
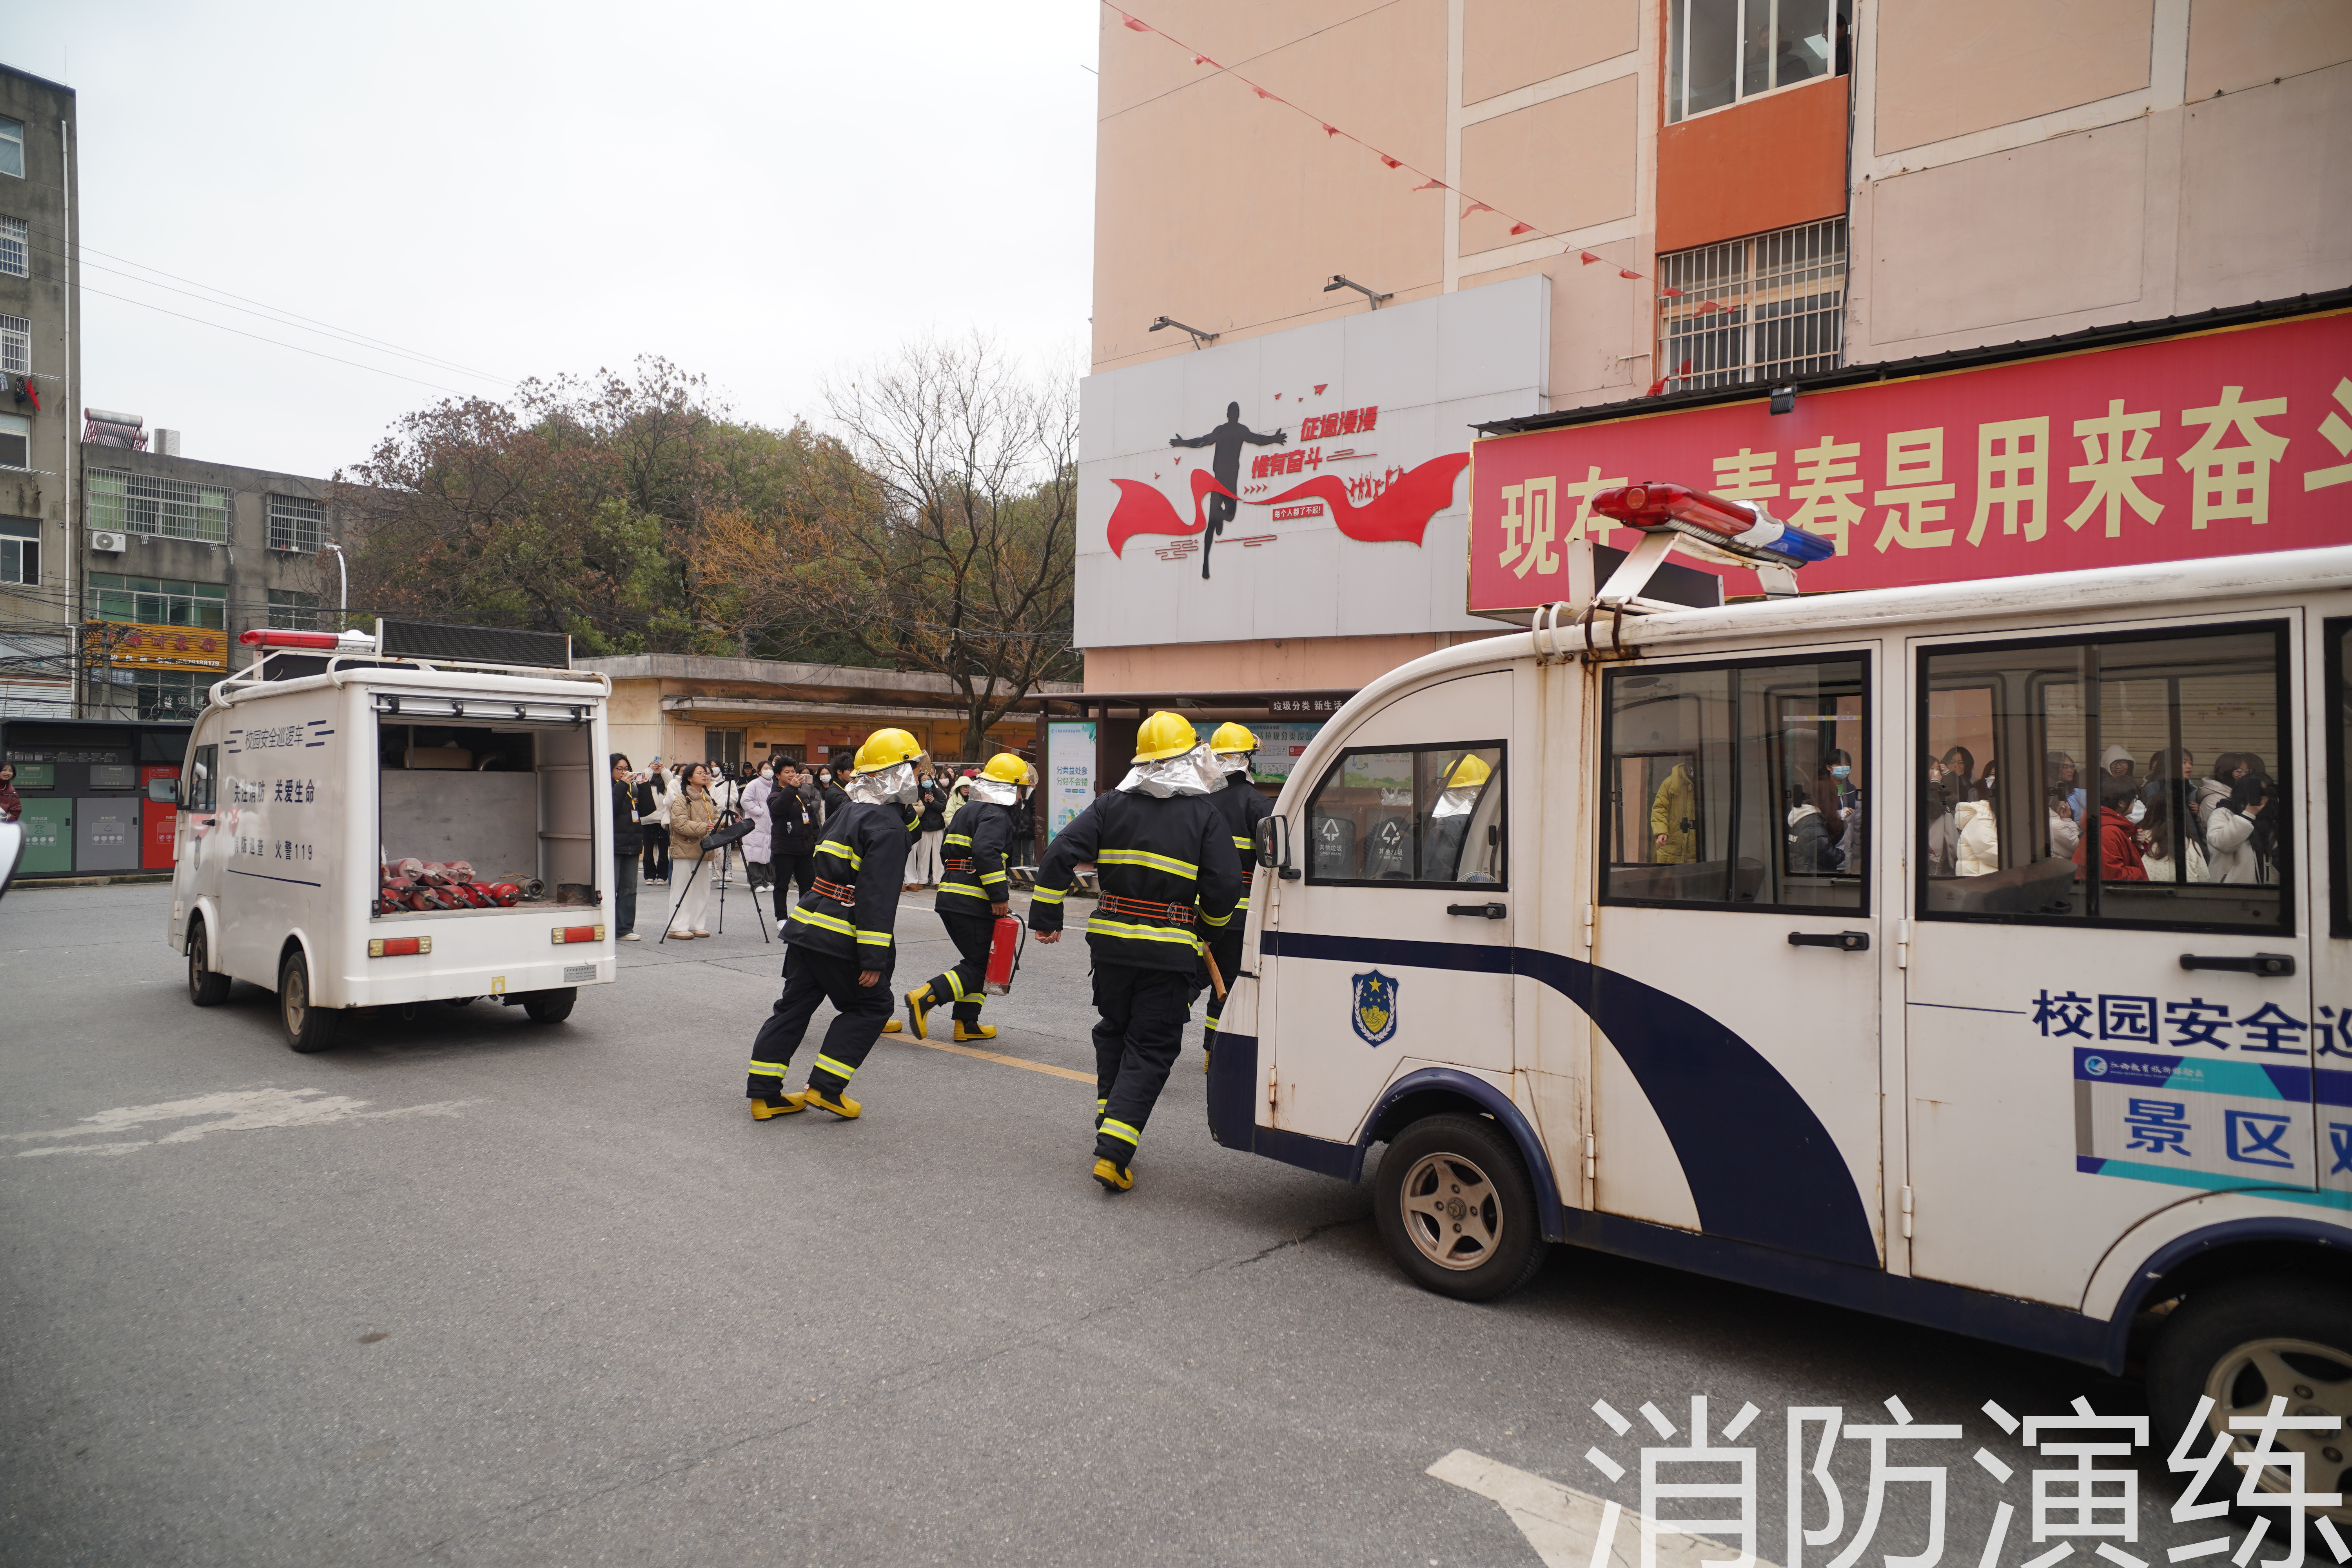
[1954,799,2001,878]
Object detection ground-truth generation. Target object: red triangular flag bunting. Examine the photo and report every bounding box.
[1646,379,1667,397]
[1379,154,1401,169]
[1322,123,1341,136]
[1193,53,1218,65]
[1508,221,1533,235]
[1658,287,1684,298]
[1461,201,1492,217]
[1415,179,1447,191]
[1696,301,1719,315]
[1619,269,1641,279]
[1313,384,1327,394]
[1579,251,1602,265]
[1252,85,1280,100]
[1122,13,1149,30]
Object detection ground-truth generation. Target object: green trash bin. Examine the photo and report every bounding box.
[17,798,72,876]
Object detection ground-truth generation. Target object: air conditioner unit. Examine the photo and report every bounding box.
[89,530,126,553]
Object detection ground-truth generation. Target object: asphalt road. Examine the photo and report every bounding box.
[0,881,2256,1566]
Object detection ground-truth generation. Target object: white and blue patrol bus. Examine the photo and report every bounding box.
[1209,538,2352,1489]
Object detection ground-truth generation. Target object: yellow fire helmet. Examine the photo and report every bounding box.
[1209,722,1259,755]
[981,751,1035,786]
[1132,711,1199,762]
[853,727,925,774]
[1443,753,1492,789]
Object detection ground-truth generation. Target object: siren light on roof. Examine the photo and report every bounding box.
[1590,482,1836,572]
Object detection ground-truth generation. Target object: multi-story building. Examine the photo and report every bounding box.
[0,65,78,719]
[1070,2,2351,778]
[75,422,337,720]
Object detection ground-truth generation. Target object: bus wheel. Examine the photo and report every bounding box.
[2148,1274,2352,1523]
[522,988,576,1025]
[279,948,339,1054]
[1374,1114,1545,1302]
[187,917,231,1007]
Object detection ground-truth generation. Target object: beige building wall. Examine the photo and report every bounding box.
[1088,0,2351,694]
[1847,0,2352,362]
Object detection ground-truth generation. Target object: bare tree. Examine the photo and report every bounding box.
[698,335,1079,757]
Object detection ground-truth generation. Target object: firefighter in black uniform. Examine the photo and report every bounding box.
[906,751,1032,1042]
[1202,723,1272,1060]
[1031,712,1242,1192]
[743,727,924,1121]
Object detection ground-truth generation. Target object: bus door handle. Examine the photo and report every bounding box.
[1446,902,1507,920]
[2180,953,2296,977]
[1788,930,1869,951]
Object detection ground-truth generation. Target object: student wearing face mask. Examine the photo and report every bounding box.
[742,761,777,890]
[1821,749,1861,871]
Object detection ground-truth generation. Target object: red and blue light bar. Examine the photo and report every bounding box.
[1590,482,1837,570]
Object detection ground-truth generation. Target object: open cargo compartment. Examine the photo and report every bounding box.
[372,711,601,918]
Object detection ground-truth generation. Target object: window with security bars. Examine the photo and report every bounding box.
[86,572,228,628]
[266,492,324,554]
[0,216,25,278]
[0,312,27,376]
[268,589,320,630]
[1655,218,1846,394]
[85,467,232,544]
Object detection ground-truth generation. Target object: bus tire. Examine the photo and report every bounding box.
[187,916,231,1007]
[2147,1273,2352,1521]
[279,947,339,1054]
[522,988,576,1025]
[1374,1113,1546,1302]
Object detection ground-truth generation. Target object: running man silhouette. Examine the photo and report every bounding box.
[1171,402,1287,580]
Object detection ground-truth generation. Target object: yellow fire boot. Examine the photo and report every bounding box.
[804,1083,862,1120]
[882,1019,902,1033]
[1091,1157,1134,1192]
[903,984,935,1040]
[750,1093,806,1120]
[953,1020,997,1043]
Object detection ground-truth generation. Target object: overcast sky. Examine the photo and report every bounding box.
[7,0,1098,478]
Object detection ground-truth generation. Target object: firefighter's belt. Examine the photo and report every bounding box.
[942,857,976,873]
[1097,893,1194,926]
[813,877,856,904]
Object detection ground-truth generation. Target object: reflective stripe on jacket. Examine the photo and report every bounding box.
[1028,789,1243,973]
[936,799,1013,911]
[786,801,917,961]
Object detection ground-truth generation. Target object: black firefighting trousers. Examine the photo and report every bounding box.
[746,944,894,1101]
[922,911,994,1027]
[1090,960,1194,1169]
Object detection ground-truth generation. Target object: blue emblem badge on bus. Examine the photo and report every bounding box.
[1351,970,1399,1047]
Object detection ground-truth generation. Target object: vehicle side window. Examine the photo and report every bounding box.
[1306,743,1505,888]
[1600,655,1868,911]
[2322,619,2350,938]
[1918,622,2288,931]
[190,744,216,811]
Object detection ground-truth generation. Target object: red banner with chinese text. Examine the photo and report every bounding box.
[1467,311,2352,611]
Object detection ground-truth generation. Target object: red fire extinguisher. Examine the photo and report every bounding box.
[984,913,1025,995]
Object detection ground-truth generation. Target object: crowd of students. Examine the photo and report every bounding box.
[606,752,1035,942]
[1918,745,2283,886]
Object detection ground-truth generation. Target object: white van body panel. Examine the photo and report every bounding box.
[1212,544,2352,1369]
[169,661,616,1013]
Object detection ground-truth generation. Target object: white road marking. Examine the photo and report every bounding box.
[1428,1449,1779,1568]
[7,1087,477,1158]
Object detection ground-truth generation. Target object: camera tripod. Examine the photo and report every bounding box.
[658,807,772,946]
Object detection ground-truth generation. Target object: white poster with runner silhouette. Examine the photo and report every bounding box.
[1074,276,1548,649]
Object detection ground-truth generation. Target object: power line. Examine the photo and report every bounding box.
[22,220,519,387]
[74,280,486,398]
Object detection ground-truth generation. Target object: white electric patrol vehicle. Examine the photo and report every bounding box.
[166,621,618,1050]
[1210,513,2352,1488]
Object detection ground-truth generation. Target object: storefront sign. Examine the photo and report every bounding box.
[1078,276,1547,648]
[83,620,229,671]
[1046,721,1097,834]
[1246,721,1326,786]
[1467,310,2352,611]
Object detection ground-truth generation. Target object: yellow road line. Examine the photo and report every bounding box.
[884,1033,1094,1084]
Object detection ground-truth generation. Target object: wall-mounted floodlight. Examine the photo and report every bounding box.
[1769,384,1798,416]
[1150,316,1219,350]
[1324,274,1393,310]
